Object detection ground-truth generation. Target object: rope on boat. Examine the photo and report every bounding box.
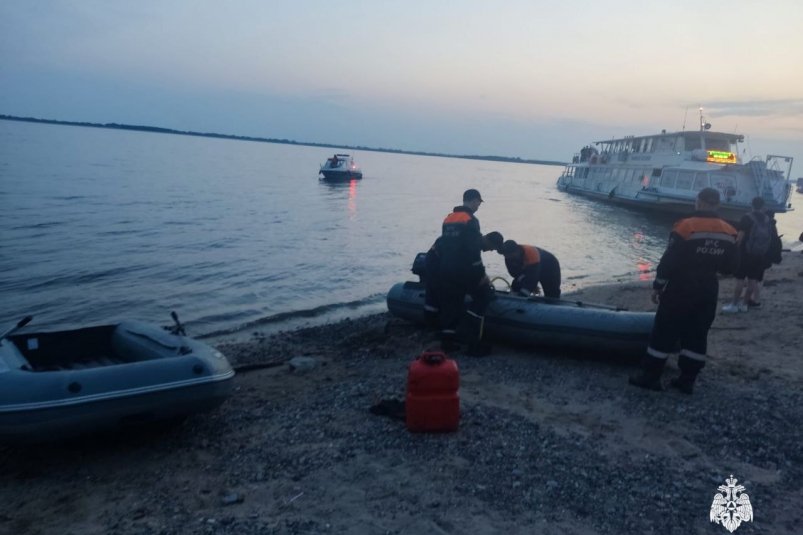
[490,276,511,291]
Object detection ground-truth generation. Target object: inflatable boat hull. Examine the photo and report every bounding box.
[387,281,655,358]
[0,321,235,443]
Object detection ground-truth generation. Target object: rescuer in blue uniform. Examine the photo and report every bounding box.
[629,187,737,394]
[435,189,495,355]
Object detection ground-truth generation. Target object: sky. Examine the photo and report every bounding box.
[2,0,802,167]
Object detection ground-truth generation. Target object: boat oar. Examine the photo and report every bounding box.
[0,315,33,342]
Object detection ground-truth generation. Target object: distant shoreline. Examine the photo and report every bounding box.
[0,114,566,167]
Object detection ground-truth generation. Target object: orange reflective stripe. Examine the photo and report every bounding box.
[521,245,541,266]
[673,217,737,240]
[443,212,472,225]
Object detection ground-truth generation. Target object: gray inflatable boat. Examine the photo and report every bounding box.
[0,316,234,443]
[387,281,655,358]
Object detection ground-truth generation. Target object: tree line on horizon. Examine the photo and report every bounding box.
[0,113,566,166]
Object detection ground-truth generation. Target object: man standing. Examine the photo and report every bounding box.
[629,187,737,394]
[499,240,562,298]
[421,230,503,332]
[722,196,776,312]
[435,189,494,355]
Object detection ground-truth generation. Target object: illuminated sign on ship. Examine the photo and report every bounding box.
[706,150,737,164]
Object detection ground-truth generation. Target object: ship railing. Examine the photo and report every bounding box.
[748,156,794,206]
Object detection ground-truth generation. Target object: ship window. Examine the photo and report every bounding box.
[660,172,676,188]
[684,135,702,151]
[712,174,737,198]
[652,168,662,177]
[675,171,694,189]
[693,173,710,190]
[645,138,654,152]
[707,138,730,152]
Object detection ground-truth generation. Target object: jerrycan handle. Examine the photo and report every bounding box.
[419,351,446,365]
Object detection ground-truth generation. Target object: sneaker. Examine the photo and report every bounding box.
[721,303,740,313]
[747,300,762,308]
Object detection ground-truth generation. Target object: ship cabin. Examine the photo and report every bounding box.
[572,130,744,167]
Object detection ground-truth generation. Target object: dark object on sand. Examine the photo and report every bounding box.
[387,281,655,358]
[0,317,234,443]
[369,399,406,421]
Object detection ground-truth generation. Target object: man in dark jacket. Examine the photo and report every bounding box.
[629,187,737,394]
[722,197,777,312]
[435,189,495,355]
[499,240,562,298]
[421,231,503,332]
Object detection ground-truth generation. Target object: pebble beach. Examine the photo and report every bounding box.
[1,250,802,535]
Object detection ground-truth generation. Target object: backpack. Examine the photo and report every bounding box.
[744,212,771,256]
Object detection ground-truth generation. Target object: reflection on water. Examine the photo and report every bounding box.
[631,230,655,281]
[318,177,360,220]
[348,179,358,219]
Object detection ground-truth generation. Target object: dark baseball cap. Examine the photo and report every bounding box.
[463,189,483,202]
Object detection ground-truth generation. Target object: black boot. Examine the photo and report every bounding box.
[440,331,461,353]
[670,354,705,394]
[463,312,491,357]
[629,355,666,391]
[423,308,440,331]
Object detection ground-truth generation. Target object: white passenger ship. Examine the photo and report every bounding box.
[557,114,794,221]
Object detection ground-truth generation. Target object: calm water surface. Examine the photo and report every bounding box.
[2,120,800,339]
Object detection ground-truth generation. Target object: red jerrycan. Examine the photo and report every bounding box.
[406,350,460,432]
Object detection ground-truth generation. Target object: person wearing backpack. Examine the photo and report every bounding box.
[722,197,775,313]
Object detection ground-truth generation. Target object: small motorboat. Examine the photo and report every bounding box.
[387,280,655,358]
[0,314,235,443]
[319,153,363,181]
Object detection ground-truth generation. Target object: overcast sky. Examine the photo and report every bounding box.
[2,0,802,165]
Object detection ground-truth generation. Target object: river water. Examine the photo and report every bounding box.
[2,120,800,339]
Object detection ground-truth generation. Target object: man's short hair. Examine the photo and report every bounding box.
[501,240,520,256]
[463,189,483,202]
[751,196,765,210]
[484,231,504,251]
[697,187,720,206]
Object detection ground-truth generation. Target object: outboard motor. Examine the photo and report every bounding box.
[411,252,428,283]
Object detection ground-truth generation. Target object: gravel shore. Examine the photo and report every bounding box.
[2,252,802,535]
